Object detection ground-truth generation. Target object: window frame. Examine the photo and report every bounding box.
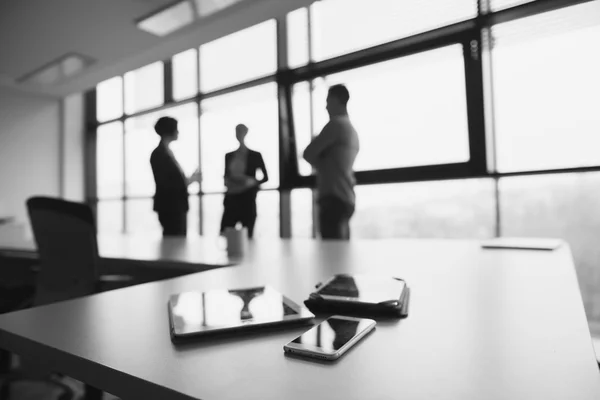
[87,0,600,238]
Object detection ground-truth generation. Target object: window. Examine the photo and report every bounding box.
[287,7,310,68]
[351,179,496,239]
[291,82,312,176]
[492,1,600,172]
[491,0,536,12]
[295,45,470,174]
[310,0,477,62]
[199,20,277,92]
[124,103,199,197]
[200,83,279,192]
[202,194,224,236]
[97,200,124,233]
[188,196,200,234]
[125,198,162,236]
[96,122,124,199]
[253,191,279,238]
[291,188,314,238]
[173,49,198,101]
[124,62,164,114]
[498,172,600,323]
[96,76,123,122]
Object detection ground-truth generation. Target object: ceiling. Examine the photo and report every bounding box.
[0,0,312,98]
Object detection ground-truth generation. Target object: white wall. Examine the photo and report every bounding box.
[0,87,60,222]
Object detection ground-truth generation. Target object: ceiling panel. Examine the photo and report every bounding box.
[0,0,173,90]
[0,0,313,97]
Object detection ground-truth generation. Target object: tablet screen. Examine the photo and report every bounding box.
[316,275,405,304]
[169,286,308,336]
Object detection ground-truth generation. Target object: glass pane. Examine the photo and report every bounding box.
[200,83,279,192]
[492,1,600,172]
[499,172,600,328]
[287,7,309,68]
[97,200,123,233]
[292,82,312,176]
[311,0,477,62]
[491,0,535,12]
[254,190,279,238]
[173,48,198,101]
[96,76,123,122]
[188,195,200,235]
[125,103,199,197]
[124,62,164,114]
[351,180,496,239]
[199,20,277,92]
[97,122,124,199]
[298,45,470,173]
[125,198,162,236]
[202,194,224,237]
[291,188,314,238]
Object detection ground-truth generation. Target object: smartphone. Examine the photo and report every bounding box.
[283,316,376,361]
[315,274,406,305]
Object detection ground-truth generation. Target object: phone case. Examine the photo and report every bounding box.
[304,275,410,319]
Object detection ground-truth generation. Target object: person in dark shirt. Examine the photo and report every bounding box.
[150,117,200,237]
[220,124,268,239]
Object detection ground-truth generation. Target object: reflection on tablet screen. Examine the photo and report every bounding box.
[170,286,298,334]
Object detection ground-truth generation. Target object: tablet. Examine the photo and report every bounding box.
[314,274,407,305]
[168,286,314,340]
[481,237,563,251]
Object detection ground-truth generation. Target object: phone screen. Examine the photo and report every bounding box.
[291,317,373,352]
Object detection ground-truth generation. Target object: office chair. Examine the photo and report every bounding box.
[0,284,75,400]
[0,197,134,400]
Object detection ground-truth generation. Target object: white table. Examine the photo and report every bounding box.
[0,238,598,400]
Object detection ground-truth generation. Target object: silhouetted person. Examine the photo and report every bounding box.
[303,85,359,240]
[150,117,200,237]
[220,124,268,238]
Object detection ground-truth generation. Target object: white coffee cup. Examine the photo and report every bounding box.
[223,226,248,257]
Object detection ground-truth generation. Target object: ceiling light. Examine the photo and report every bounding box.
[137,1,195,37]
[193,0,243,17]
[19,53,94,85]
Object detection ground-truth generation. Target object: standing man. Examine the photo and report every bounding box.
[150,116,200,237]
[220,124,268,238]
[303,84,359,240]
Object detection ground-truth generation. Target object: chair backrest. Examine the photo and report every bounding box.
[26,197,99,305]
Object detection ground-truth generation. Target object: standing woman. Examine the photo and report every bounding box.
[150,117,200,236]
[220,124,268,238]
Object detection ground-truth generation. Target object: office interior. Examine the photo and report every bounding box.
[1,0,600,397]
